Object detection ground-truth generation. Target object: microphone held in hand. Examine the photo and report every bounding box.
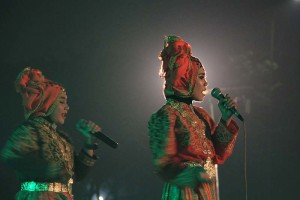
[211,88,244,121]
[76,119,118,149]
[92,131,118,149]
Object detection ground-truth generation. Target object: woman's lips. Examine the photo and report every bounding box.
[202,90,208,95]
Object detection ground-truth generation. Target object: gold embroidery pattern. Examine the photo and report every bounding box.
[32,118,74,177]
[203,157,216,179]
[167,99,214,156]
[167,99,216,179]
[215,123,233,143]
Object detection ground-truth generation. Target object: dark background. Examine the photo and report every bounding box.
[0,0,299,199]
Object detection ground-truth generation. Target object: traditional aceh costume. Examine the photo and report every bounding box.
[1,68,97,200]
[148,36,239,200]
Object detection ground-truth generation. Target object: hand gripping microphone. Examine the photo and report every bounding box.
[76,119,118,149]
[211,88,244,121]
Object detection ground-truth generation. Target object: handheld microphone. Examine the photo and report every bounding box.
[92,131,118,149]
[211,88,244,121]
[76,119,118,149]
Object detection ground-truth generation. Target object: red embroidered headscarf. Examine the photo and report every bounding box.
[159,35,203,98]
[15,67,64,120]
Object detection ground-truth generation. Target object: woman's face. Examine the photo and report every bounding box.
[191,67,208,101]
[49,92,69,125]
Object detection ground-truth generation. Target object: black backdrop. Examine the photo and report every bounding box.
[0,0,299,199]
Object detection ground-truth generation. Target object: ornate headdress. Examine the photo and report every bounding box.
[159,35,203,98]
[15,67,64,120]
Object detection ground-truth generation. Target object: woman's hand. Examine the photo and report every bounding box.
[218,94,237,123]
[76,119,102,139]
[76,119,102,156]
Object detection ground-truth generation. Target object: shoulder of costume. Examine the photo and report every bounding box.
[153,103,178,116]
[15,119,48,132]
[9,120,38,139]
[15,120,36,131]
[149,103,177,123]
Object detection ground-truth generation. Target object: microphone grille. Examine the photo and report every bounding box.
[211,88,221,99]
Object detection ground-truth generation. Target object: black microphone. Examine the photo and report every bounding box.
[76,119,118,149]
[93,131,118,149]
[211,88,244,121]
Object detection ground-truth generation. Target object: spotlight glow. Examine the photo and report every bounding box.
[99,196,104,200]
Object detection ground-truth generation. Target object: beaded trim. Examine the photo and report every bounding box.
[21,178,73,194]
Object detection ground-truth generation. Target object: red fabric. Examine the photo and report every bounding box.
[148,100,239,199]
[164,56,199,97]
[160,36,202,98]
[15,68,63,119]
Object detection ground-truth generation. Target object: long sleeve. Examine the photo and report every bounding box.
[1,124,41,168]
[212,120,239,164]
[73,149,97,182]
[1,118,99,183]
[0,123,62,181]
[193,107,239,164]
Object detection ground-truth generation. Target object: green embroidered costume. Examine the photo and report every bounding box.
[148,99,239,200]
[149,36,240,200]
[1,117,97,200]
